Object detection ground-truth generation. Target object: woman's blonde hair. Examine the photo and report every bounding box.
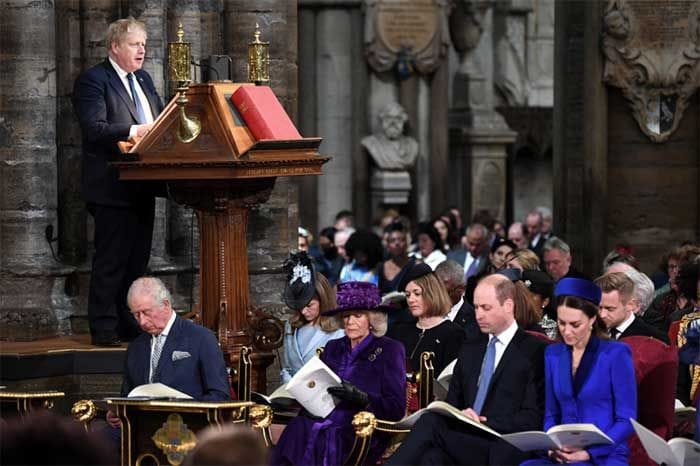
[409,273,451,318]
[338,311,388,337]
[106,17,147,48]
[289,273,339,332]
[506,248,540,270]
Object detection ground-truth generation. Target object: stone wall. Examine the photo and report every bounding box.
[0,0,300,342]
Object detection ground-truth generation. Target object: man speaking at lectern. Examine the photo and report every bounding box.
[73,17,164,346]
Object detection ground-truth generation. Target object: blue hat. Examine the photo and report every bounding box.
[555,277,602,306]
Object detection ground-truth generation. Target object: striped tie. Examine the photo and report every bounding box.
[149,334,165,383]
[127,72,147,124]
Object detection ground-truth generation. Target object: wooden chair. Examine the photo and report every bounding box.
[620,335,678,466]
[343,351,436,466]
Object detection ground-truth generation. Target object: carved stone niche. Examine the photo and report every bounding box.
[602,0,700,142]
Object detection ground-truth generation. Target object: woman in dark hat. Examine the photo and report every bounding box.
[271,281,406,466]
[522,269,557,337]
[388,262,464,375]
[280,252,345,383]
[411,221,447,270]
[522,278,637,466]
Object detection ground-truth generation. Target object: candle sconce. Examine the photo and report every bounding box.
[168,24,201,143]
[248,23,270,85]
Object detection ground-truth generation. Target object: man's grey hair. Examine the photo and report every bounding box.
[127,277,171,308]
[536,206,552,220]
[435,260,465,285]
[526,210,543,225]
[106,17,147,48]
[542,236,570,255]
[465,223,488,239]
[623,269,655,313]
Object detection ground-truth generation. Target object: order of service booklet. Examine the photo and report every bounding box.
[251,384,298,409]
[107,383,193,401]
[631,418,700,466]
[674,399,698,424]
[433,359,457,400]
[285,356,341,418]
[393,400,501,438]
[501,423,613,451]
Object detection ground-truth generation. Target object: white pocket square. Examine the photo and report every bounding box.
[171,351,191,361]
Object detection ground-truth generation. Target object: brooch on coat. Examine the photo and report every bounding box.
[368,346,383,361]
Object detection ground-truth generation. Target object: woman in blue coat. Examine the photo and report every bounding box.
[271,281,407,466]
[523,278,637,466]
[279,252,345,383]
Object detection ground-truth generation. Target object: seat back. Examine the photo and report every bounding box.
[620,336,678,466]
[525,330,556,344]
[236,346,252,401]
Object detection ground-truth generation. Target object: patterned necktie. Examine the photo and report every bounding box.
[473,336,498,414]
[149,334,165,383]
[127,73,147,124]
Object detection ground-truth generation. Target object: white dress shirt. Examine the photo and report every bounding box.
[109,57,155,137]
[446,296,464,322]
[491,320,519,369]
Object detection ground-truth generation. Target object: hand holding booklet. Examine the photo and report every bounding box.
[285,356,341,418]
[501,423,613,451]
[631,418,700,466]
[393,401,501,438]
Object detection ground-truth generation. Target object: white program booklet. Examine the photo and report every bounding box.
[286,356,341,418]
[433,359,456,400]
[501,423,613,451]
[631,418,700,466]
[126,383,193,399]
[394,400,501,438]
[251,383,298,408]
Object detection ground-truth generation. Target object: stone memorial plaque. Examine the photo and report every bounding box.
[602,0,700,142]
[376,0,438,53]
[364,0,450,75]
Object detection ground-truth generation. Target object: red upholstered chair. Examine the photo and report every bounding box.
[525,330,556,344]
[620,336,678,466]
[668,320,682,347]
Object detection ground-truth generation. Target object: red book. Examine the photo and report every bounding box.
[231,86,302,140]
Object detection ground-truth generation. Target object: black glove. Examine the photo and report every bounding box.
[327,380,369,408]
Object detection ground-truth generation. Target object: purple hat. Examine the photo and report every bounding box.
[321,281,395,316]
[555,277,602,306]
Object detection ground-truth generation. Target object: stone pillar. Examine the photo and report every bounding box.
[449,2,516,223]
[0,0,59,339]
[315,8,354,229]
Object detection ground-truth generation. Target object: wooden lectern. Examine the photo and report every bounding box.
[108,398,253,466]
[113,82,328,390]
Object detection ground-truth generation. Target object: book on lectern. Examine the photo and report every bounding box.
[109,383,193,400]
[230,86,302,140]
[631,418,700,466]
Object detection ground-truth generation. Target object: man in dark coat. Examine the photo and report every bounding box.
[72,17,164,346]
[435,260,480,341]
[386,274,547,466]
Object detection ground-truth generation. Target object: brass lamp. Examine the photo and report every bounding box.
[168,23,201,143]
[248,23,270,85]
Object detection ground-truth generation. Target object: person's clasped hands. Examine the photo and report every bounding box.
[327,380,369,408]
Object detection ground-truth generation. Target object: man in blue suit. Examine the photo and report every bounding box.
[106,277,230,428]
[73,17,164,346]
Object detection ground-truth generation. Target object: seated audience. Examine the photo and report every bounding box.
[378,221,415,295]
[280,252,345,383]
[338,229,383,285]
[313,227,345,286]
[271,282,406,466]
[107,277,230,427]
[386,274,547,466]
[182,424,267,466]
[595,272,669,343]
[297,226,312,252]
[388,262,465,375]
[464,237,517,305]
[412,222,447,270]
[433,216,455,252]
[542,237,588,282]
[435,260,480,341]
[522,278,637,466]
[508,221,529,249]
[522,269,556,323]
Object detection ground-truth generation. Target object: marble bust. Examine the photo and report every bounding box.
[362,102,419,171]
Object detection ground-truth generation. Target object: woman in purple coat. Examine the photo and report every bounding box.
[271,281,407,466]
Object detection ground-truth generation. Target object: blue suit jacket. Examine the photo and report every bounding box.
[73,59,164,206]
[121,316,230,401]
[544,338,637,465]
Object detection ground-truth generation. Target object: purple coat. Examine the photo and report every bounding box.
[272,334,406,466]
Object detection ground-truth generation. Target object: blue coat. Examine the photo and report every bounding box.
[280,321,345,383]
[121,316,230,401]
[272,334,406,466]
[525,337,637,466]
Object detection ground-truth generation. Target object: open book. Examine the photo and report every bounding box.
[107,383,193,400]
[501,423,613,451]
[251,384,298,409]
[433,359,456,400]
[393,401,501,438]
[674,399,697,423]
[285,356,341,418]
[631,418,700,466]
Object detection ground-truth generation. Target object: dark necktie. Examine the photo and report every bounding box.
[610,328,620,340]
[473,336,498,414]
[127,72,147,124]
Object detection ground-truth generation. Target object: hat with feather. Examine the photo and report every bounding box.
[282,251,316,311]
